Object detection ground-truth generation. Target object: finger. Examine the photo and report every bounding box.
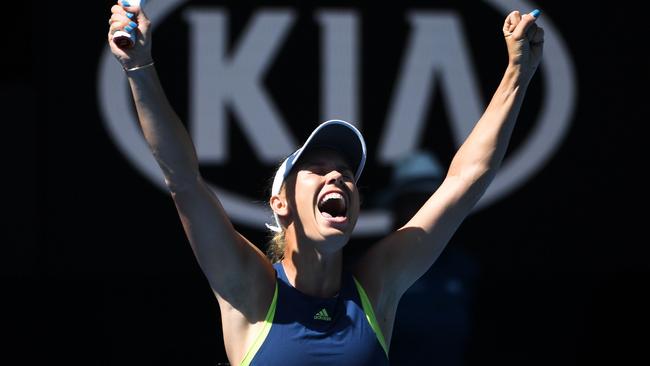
[503,10,521,36]
[109,22,122,36]
[510,11,522,33]
[109,13,135,27]
[512,9,541,40]
[118,0,148,28]
[109,20,130,35]
[119,0,143,13]
[109,12,138,35]
[110,5,137,30]
[111,4,130,17]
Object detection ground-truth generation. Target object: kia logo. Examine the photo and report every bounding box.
[98,0,576,236]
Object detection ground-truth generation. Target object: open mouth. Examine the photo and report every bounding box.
[317,191,347,220]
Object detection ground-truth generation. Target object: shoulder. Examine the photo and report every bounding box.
[219,264,278,366]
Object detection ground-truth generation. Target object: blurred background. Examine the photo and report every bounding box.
[6,0,647,364]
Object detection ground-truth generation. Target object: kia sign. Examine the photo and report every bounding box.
[98,0,575,236]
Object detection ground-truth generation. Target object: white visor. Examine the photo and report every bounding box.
[266,120,367,232]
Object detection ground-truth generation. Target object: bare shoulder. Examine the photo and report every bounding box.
[170,176,277,363]
[214,234,277,365]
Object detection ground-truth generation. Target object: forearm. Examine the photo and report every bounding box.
[127,66,200,190]
[447,65,530,187]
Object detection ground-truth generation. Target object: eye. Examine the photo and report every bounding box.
[314,167,329,175]
[303,165,327,176]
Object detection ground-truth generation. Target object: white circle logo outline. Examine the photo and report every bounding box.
[98,0,576,236]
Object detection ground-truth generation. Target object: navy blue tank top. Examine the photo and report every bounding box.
[240,262,389,365]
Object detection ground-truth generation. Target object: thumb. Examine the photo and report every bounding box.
[512,9,541,40]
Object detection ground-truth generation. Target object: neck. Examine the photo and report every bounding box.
[281,233,344,298]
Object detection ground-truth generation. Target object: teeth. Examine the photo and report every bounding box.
[321,192,344,204]
[317,192,347,218]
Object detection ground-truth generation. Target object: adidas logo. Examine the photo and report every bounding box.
[313,308,332,321]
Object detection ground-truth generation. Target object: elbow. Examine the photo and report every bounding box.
[165,171,204,194]
[446,163,496,200]
[151,153,201,194]
[447,161,494,184]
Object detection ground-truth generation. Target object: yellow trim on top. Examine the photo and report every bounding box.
[353,277,389,358]
[239,282,278,366]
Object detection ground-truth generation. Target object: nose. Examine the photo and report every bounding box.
[325,170,344,186]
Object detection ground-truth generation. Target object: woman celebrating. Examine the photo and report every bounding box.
[107,2,543,365]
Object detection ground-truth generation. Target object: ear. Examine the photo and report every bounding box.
[270,194,290,218]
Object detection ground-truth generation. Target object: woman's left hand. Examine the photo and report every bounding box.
[503,10,544,82]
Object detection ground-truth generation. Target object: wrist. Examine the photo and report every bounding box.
[123,60,155,73]
[505,63,534,86]
[505,62,523,75]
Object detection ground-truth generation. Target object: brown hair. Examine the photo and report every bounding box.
[267,229,286,263]
[266,162,288,263]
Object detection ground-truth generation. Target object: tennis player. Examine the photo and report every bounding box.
[107,2,544,364]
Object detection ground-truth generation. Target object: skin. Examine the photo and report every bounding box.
[272,148,360,298]
[107,1,544,364]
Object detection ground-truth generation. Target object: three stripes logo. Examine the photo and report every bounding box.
[314,308,332,321]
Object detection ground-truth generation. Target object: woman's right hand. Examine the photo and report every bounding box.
[107,0,152,69]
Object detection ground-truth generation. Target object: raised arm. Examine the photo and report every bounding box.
[357,10,544,300]
[107,1,274,323]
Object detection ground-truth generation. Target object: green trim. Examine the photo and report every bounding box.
[239,282,278,366]
[353,277,389,358]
